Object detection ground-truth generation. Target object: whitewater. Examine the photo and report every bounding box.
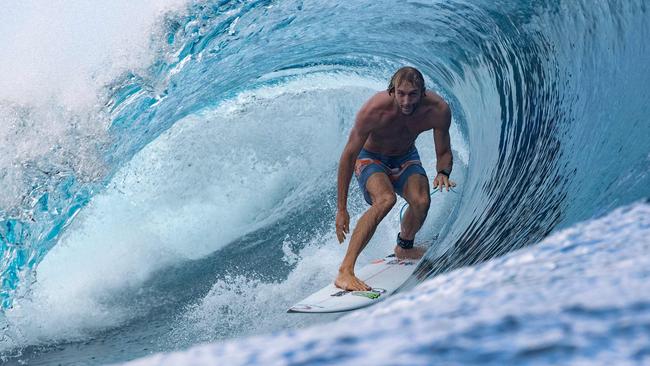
[1,0,648,365]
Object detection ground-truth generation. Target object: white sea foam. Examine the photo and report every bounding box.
[0,0,187,108]
[0,0,189,211]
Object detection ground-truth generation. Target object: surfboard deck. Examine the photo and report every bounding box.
[288,253,418,313]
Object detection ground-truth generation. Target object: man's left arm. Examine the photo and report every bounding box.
[432,103,456,191]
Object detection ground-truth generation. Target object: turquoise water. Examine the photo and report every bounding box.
[1,0,649,364]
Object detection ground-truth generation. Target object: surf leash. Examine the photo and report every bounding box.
[398,187,457,222]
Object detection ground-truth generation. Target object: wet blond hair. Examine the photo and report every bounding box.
[387,67,426,96]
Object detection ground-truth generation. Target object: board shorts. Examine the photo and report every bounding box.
[354,146,428,205]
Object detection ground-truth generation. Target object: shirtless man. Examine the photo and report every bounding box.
[335,66,456,291]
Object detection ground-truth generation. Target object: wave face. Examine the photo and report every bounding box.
[1,0,649,364]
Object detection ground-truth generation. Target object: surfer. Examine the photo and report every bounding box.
[334,66,456,291]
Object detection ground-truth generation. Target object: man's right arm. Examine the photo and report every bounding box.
[337,115,371,211]
[335,108,372,243]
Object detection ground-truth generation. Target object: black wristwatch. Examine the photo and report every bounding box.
[437,169,451,177]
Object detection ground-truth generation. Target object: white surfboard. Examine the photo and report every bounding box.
[288,253,418,313]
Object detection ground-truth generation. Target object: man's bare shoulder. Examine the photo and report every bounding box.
[357,92,393,123]
[364,91,394,112]
[423,92,449,115]
[422,92,451,128]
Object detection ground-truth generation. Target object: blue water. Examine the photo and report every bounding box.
[124,201,650,366]
[1,0,649,364]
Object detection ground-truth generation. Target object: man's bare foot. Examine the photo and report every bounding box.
[335,270,371,291]
[394,245,426,260]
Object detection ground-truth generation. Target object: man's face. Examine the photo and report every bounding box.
[394,82,422,116]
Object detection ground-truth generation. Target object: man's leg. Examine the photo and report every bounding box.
[395,173,430,259]
[335,173,396,291]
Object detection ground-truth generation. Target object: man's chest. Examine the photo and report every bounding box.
[373,117,431,139]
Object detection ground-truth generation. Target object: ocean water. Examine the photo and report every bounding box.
[1,0,649,365]
[124,201,650,366]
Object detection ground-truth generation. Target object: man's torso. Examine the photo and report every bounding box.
[362,92,445,156]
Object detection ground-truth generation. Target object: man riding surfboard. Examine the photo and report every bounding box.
[335,66,456,291]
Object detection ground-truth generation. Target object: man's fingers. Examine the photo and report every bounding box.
[336,229,345,243]
[335,211,349,243]
[434,176,456,192]
[336,221,348,242]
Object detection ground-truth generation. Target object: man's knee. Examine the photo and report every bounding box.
[409,193,430,212]
[372,193,397,214]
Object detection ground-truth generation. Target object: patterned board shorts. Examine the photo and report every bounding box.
[354,146,428,205]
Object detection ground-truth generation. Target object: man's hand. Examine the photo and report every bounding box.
[433,173,456,192]
[335,209,350,243]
